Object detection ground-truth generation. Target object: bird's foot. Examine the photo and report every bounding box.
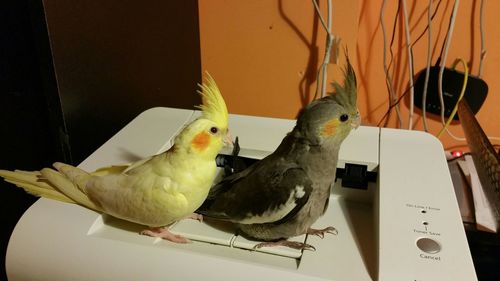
[306,226,338,238]
[253,240,316,251]
[183,213,203,222]
[141,227,190,243]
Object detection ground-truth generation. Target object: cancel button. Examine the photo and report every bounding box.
[416,237,441,254]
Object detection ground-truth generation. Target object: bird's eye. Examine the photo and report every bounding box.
[210,127,219,134]
[339,114,349,122]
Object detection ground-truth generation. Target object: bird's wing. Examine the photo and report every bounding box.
[91,165,130,176]
[85,173,137,205]
[40,164,100,211]
[199,159,312,225]
[90,155,154,176]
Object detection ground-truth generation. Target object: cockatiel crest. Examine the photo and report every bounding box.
[330,55,357,112]
[175,73,231,156]
[196,72,229,131]
[296,55,359,144]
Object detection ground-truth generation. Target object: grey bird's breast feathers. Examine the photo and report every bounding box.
[198,136,340,240]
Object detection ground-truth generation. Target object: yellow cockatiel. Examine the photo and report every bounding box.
[0,74,230,243]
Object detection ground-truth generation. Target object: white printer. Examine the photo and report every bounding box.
[6,107,477,281]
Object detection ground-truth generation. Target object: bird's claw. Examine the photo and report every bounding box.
[141,227,191,244]
[252,240,316,251]
[307,226,338,238]
[184,213,203,222]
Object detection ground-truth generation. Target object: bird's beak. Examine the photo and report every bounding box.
[223,130,234,147]
[352,111,361,129]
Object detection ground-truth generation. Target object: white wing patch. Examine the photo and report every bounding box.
[240,185,306,224]
[294,185,306,198]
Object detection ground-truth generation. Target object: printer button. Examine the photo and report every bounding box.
[416,237,441,254]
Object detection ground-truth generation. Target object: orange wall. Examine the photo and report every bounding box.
[199,0,499,150]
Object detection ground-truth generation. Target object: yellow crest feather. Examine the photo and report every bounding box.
[196,72,228,129]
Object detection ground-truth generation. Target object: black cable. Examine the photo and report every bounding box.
[387,1,401,73]
[377,84,413,127]
[411,0,444,48]
[382,1,401,127]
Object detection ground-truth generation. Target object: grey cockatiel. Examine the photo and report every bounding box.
[198,56,359,250]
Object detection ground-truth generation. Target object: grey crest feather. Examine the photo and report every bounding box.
[330,53,357,111]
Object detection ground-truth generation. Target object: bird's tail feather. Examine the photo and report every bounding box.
[40,164,100,211]
[0,169,76,203]
[52,162,91,193]
[0,163,101,212]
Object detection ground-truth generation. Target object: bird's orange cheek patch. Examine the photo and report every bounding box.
[191,132,210,151]
[321,119,339,137]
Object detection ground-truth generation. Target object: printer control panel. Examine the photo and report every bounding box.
[406,203,443,258]
[378,128,477,281]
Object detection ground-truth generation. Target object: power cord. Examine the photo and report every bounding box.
[380,0,402,128]
[401,0,415,130]
[421,0,433,132]
[438,0,460,131]
[311,0,338,99]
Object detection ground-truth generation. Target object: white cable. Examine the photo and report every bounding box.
[312,0,333,99]
[380,0,403,128]
[321,0,333,98]
[438,0,498,143]
[401,0,415,130]
[446,129,466,141]
[450,0,500,141]
[478,0,486,77]
[438,0,462,140]
[438,0,460,128]
[311,0,329,32]
[447,129,500,142]
[447,130,500,142]
[422,0,433,132]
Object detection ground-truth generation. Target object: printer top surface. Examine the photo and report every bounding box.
[6,107,476,281]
